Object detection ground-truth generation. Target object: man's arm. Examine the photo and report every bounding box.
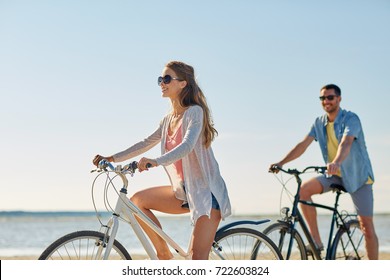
[270,135,314,170]
[327,135,354,175]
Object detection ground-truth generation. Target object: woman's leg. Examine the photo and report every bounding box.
[191,209,222,260]
[130,185,189,259]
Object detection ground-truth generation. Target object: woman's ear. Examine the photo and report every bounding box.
[179,80,187,89]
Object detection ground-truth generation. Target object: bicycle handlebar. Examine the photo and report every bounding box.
[96,159,152,174]
[269,165,327,175]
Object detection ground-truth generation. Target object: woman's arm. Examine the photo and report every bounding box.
[112,124,163,162]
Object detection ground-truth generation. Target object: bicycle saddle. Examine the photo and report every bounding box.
[330,183,347,193]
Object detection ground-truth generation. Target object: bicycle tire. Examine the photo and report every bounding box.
[38,230,132,260]
[330,219,366,260]
[210,227,282,260]
[263,221,307,260]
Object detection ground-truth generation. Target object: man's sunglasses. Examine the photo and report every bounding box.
[319,95,338,101]
[157,75,183,86]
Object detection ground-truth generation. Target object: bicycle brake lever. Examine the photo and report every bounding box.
[90,168,104,173]
[317,166,327,174]
[123,161,138,173]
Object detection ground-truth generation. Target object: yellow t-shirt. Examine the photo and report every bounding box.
[326,122,342,177]
[327,122,373,184]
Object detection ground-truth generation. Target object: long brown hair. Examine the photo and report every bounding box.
[166,61,218,148]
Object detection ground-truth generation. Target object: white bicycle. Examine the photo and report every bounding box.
[39,160,282,260]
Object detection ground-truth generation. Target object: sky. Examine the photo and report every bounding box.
[1,0,389,215]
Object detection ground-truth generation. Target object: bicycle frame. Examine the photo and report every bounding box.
[96,160,248,260]
[98,163,195,260]
[289,191,347,260]
[275,166,360,260]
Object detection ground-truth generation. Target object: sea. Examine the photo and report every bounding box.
[0,211,389,258]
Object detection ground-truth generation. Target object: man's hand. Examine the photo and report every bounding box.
[269,163,282,173]
[327,162,340,175]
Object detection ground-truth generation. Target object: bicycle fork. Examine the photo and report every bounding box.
[101,215,120,260]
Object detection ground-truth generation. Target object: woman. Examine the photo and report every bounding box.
[93,61,231,260]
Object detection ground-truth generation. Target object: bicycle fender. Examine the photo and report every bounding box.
[216,219,270,235]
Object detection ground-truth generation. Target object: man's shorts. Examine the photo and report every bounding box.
[316,175,374,217]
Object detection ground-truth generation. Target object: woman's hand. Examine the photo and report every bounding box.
[93,155,113,167]
[138,157,157,172]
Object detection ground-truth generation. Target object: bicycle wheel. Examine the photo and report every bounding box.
[38,230,131,260]
[263,221,307,260]
[210,227,282,260]
[330,219,366,260]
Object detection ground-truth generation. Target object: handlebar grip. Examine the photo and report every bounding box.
[269,165,282,173]
[98,159,114,171]
[129,161,152,170]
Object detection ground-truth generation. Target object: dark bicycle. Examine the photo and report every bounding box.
[264,165,366,260]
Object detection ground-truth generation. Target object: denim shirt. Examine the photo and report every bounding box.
[308,108,374,193]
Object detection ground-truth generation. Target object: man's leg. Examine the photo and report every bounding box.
[350,184,379,260]
[299,177,324,248]
[358,216,379,259]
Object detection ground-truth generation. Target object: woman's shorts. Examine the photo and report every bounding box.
[181,184,220,210]
[316,175,374,217]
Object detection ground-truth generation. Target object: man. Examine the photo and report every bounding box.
[270,84,378,259]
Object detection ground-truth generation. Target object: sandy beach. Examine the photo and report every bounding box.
[2,252,390,260]
[2,212,389,261]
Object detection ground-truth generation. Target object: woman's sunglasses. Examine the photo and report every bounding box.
[157,75,183,86]
[319,95,338,101]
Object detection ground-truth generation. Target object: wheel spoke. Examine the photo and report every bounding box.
[39,231,131,260]
[211,228,282,260]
